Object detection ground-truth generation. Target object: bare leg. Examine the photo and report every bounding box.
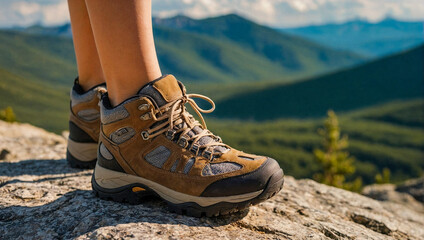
[85,0,162,106]
[68,0,105,90]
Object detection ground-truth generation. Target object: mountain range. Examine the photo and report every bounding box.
[10,14,364,83]
[213,44,424,120]
[0,14,423,184]
[1,15,422,131]
[282,18,424,57]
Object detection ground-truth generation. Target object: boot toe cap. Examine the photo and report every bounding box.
[200,157,283,197]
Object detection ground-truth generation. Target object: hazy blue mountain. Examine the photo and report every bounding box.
[213,44,424,120]
[11,24,73,37]
[281,18,424,57]
[8,14,364,83]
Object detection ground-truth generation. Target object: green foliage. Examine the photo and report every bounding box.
[214,45,424,120]
[312,110,362,191]
[0,67,69,133]
[207,99,424,185]
[0,106,17,122]
[351,99,424,128]
[375,168,391,184]
[0,30,76,87]
[342,178,363,193]
[155,27,289,83]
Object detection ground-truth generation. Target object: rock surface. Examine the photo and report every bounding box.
[397,177,424,203]
[1,120,424,240]
[362,183,424,213]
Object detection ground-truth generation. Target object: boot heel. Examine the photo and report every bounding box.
[66,138,97,169]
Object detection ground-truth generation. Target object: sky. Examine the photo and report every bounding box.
[0,0,423,28]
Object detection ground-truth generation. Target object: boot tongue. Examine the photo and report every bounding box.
[139,75,228,154]
[138,75,183,107]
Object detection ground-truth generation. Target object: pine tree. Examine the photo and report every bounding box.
[375,168,391,184]
[0,106,17,123]
[314,110,362,192]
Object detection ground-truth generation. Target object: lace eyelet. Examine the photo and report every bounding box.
[178,137,188,148]
[140,112,151,120]
[190,144,199,155]
[166,129,176,140]
[138,104,150,111]
[203,150,212,160]
[141,131,149,140]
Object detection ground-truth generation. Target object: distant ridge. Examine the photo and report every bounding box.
[282,18,424,57]
[213,44,424,120]
[153,14,364,72]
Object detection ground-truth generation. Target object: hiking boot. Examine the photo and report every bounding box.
[67,78,106,169]
[92,75,284,217]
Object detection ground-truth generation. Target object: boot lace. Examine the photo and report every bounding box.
[139,93,227,160]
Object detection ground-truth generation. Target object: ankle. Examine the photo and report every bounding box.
[108,89,139,107]
[78,76,105,92]
[107,74,163,107]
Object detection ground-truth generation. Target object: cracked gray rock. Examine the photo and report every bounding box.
[1,120,424,240]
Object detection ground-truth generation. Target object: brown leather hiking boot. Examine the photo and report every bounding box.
[92,75,284,217]
[67,78,106,169]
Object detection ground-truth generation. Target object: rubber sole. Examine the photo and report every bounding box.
[91,165,284,217]
[66,150,97,169]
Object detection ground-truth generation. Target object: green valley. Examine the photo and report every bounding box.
[214,45,424,120]
[208,99,424,185]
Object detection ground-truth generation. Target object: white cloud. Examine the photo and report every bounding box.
[0,0,423,28]
[152,0,424,27]
[42,1,69,25]
[13,2,41,16]
[0,0,69,27]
